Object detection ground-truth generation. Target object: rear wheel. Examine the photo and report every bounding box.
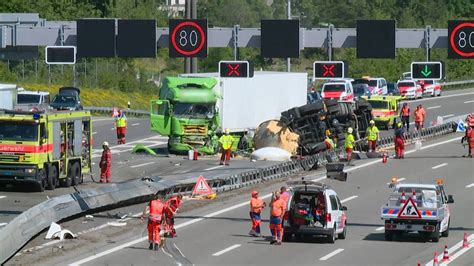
[327,226,337,243]
[283,232,292,242]
[71,162,82,186]
[338,224,347,239]
[46,164,57,190]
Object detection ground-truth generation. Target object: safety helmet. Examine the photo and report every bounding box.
[251,191,258,196]
[347,127,353,134]
[102,141,109,146]
[225,128,231,134]
[397,122,402,128]
[325,129,331,136]
[369,120,375,125]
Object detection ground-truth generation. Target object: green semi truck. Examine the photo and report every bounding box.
[150,72,308,155]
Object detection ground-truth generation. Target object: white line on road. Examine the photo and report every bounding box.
[212,244,241,256]
[442,114,454,118]
[410,91,474,103]
[173,243,186,258]
[466,183,474,188]
[161,247,173,258]
[69,136,461,265]
[0,195,6,199]
[131,123,140,126]
[427,106,441,110]
[205,165,224,171]
[375,226,385,231]
[445,244,474,265]
[319,248,344,261]
[340,195,358,203]
[425,234,474,266]
[92,132,98,135]
[432,163,448,169]
[130,162,155,169]
[464,100,474,104]
[0,223,7,227]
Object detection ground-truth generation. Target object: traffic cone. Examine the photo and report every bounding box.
[463,232,470,248]
[417,261,421,266]
[193,148,198,160]
[442,245,449,262]
[382,153,388,164]
[400,191,406,204]
[412,190,417,206]
[432,252,439,266]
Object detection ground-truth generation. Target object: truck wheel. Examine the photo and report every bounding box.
[71,163,82,186]
[431,223,441,242]
[327,226,337,243]
[384,231,394,241]
[441,219,450,237]
[338,224,347,239]
[36,168,46,192]
[46,164,57,190]
[299,101,324,116]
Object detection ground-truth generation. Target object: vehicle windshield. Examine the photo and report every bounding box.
[398,82,415,87]
[17,94,41,104]
[367,80,378,87]
[52,95,77,107]
[323,84,345,92]
[424,80,434,84]
[353,85,369,95]
[0,121,38,141]
[173,103,215,118]
[368,100,389,109]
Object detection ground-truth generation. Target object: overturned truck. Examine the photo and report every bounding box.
[255,99,373,156]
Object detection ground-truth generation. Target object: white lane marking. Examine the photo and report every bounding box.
[205,165,224,171]
[0,222,7,227]
[340,195,358,203]
[130,162,155,169]
[375,226,385,231]
[92,132,98,135]
[131,123,140,126]
[425,234,474,266]
[161,247,174,258]
[427,106,441,110]
[173,243,186,258]
[0,195,6,199]
[319,248,344,261]
[442,114,454,118]
[212,244,241,256]
[466,183,474,188]
[69,136,461,265]
[445,244,474,265]
[464,100,474,104]
[387,177,406,185]
[432,163,448,169]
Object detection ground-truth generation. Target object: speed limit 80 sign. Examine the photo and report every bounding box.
[448,20,474,59]
[169,19,208,58]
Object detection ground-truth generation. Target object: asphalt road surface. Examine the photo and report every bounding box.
[9,133,474,266]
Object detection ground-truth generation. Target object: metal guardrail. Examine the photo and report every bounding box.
[442,79,474,87]
[0,120,459,264]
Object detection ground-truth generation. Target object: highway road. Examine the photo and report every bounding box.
[9,132,473,265]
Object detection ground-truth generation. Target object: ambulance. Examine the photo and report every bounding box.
[0,109,92,191]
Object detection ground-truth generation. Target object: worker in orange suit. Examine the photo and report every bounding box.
[249,190,266,237]
[164,194,183,237]
[141,194,167,250]
[269,191,286,245]
[414,104,426,131]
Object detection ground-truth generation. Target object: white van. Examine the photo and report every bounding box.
[321,80,354,101]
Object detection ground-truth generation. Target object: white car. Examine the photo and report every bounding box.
[421,80,442,97]
[321,80,354,101]
[397,80,422,99]
[283,180,347,243]
[353,77,388,95]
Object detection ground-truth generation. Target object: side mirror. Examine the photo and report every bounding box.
[341,206,348,211]
[447,195,454,204]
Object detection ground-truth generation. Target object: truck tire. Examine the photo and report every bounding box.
[46,164,57,190]
[441,219,450,237]
[299,101,324,116]
[384,231,394,241]
[60,166,73,187]
[36,168,46,192]
[71,163,82,186]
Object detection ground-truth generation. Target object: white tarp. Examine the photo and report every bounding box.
[251,147,292,161]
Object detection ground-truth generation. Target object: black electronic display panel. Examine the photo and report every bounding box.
[169,19,208,58]
[356,20,395,59]
[448,20,474,59]
[45,46,76,64]
[77,19,116,58]
[261,20,300,58]
[117,19,156,58]
[219,61,254,78]
[313,61,346,79]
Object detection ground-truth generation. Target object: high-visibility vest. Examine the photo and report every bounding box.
[401,106,410,116]
[345,133,355,149]
[219,134,234,150]
[366,126,379,141]
[116,116,127,127]
[149,200,164,221]
[250,197,264,213]
[467,128,474,145]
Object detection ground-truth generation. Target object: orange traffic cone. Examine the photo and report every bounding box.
[463,232,470,248]
[382,153,388,164]
[442,245,449,262]
[412,190,417,206]
[432,252,439,266]
[417,261,421,266]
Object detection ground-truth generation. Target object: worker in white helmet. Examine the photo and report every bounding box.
[218,128,235,166]
[345,127,355,166]
[99,141,112,183]
[366,120,380,152]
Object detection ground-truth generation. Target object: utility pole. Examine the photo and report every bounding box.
[184,0,198,73]
[191,0,198,73]
[287,0,291,72]
[184,0,191,73]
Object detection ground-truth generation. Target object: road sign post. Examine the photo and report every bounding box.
[313,61,346,80]
[410,61,443,80]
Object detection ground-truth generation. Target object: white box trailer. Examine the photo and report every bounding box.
[180,71,308,132]
[0,84,18,110]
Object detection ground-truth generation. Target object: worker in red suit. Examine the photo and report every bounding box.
[141,194,166,250]
[164,194,183,237]
[462,124,474,158]
[394,122,406,159]
[99,141,112,183]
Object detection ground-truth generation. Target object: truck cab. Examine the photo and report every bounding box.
[364,95,402,130]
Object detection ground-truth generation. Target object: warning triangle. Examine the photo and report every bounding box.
[398,197,422,218]
[192,175,213,195]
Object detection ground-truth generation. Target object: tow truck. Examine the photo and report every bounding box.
[381,178,453,242]
[0,109,92,191]
[363,95,403,130]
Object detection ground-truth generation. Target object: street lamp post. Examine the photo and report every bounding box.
[287,0,291,72]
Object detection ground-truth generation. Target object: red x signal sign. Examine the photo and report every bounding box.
[227,64,240,76]
[219,61,254,78]
[313,61,346,80]
[323,64,335,76]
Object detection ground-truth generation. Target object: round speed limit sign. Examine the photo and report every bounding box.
[169,19,208,58]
